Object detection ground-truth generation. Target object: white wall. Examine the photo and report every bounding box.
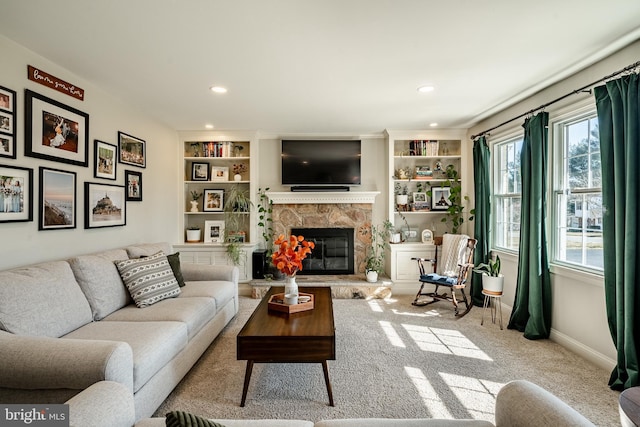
[467,41,640,370]
[0,35,180,270]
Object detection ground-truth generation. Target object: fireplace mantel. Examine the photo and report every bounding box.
[266,191,380,205]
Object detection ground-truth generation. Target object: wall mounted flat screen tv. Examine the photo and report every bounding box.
[281,139,361,186]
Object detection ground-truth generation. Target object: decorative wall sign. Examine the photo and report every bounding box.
[85,182,126,228]
[39,167,76,230]
[125,170,142,201]
[0,164,33,223]
[118,131,146,168]
[25,89,89,167]
[27,65,85,101]
[0,85,17,159]
[94,140,117,180]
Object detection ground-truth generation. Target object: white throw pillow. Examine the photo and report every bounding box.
[115,251,180,308]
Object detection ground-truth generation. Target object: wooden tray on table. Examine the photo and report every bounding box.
[268,292,314,314]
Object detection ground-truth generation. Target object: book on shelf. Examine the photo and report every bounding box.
[409,140,439,156]
[202,141,234,157]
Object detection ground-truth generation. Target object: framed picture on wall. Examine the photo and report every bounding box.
[0,85,16,159]
[85,182,126,228]
[94,140,117,180]
[39,167,76,230]
[431,187,452,210]
[0,164,33,223]
[0,85,16,114]
[0,134,15,159]
[203,189,223,212]
[118,131,146,168]
[125,170,142,201]
[191,162,210,181]
[25,89,89,167]
[204,220,224,243]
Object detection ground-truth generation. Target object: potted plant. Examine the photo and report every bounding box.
[473,255,503,295]
[224,184,253,265]
[232,163,247,181]
[189,190,202,212]
[428,165,474,234]
[364,220,393,282]
[394,182,409,207]
[186,226,201,243]
[257,187,280,278]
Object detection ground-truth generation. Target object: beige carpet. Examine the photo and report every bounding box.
[154,295,620,426]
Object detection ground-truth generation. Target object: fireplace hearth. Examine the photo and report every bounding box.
[292,227,354,275]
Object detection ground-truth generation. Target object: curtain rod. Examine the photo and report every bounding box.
[470,60,640,140]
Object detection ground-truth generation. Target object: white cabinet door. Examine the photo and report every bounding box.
[175,245,254,282]
[390,244,436,283]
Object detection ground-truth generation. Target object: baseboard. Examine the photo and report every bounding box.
[549,328,616,371]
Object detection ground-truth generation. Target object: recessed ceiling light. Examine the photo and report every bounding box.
[205,124,214,129]
[417,85,435,93]
[210,86,227,93]
[429,122,438,127]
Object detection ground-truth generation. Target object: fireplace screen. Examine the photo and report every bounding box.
[291,228,354,275]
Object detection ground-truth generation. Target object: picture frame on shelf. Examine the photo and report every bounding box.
[125,170,142,201]
[25,89,89,167]
[39,167,76,230]
[204,220,224,243]
[203,189,223,212]
[431,187,452,210]
[0,164,33,223]
[84,182,126,229]
[118,131,146,168]
[211,166,229,182]
[412,192,427,203]
[94,140,117,180]
[191,162,210,181]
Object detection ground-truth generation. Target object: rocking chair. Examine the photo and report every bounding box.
[411,234,477,317]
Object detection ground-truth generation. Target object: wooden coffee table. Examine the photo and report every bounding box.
[237,286,335,406]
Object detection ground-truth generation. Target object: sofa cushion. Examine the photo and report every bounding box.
[179,281,235,310]
[64,320,187,392]
[103,297,216,340]
[0,261,92,337]
[69,249,131,320]
[315,420,493,427]
[115,252,181,308]
[125,242,173,259]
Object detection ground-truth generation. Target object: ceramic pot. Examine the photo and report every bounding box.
[482,274,504,295]
[186,229,201,243]
[284,275,299,296]
[396,194,409,205]
[234,174,242,181]
[366,270,378,283]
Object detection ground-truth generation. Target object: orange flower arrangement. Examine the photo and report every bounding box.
[271,234,315,276]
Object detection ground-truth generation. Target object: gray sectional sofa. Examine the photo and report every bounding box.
[0,242,239,425]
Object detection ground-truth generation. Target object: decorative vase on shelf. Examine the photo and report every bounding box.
[284,275,299,296]
[366,270,379,283]
[190,200,199,212]
[234,173,242,181]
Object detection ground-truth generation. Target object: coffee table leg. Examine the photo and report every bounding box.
[240,360,254,407]
[322,360,335,406]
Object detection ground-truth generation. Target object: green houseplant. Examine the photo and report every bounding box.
[223,185,253,265]
[428,165,474,234]
[364,220,393,282]
[473,255,504,295]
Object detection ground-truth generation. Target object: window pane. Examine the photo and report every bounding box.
[493,137,523,250]
[557,193,603,270]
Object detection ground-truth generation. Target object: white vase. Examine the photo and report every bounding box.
[284,275,299,296]
[190,200,199,212]
[186,229,201,243]
[366,270,378,283]
[396,194,408,205]
[482,274,504,295]
[234,173,242,181]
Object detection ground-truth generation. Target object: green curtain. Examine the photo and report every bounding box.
[595,73,640,390]
[507,112,552,339]
[472,136,491,307]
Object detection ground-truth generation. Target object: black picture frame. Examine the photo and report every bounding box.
[118,131,146,168]
[39,167,76,230]
[0,85,17,159]
[25,89,89,167]
[191,162,210,181]
[94,139,117,180]
[125,170,142,201]
[0,164,33,223]
[431,187,452,210]
[203,189,224,212]
[85,182,126,229]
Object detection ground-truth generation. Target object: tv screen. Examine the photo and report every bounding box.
[281,140,361,186]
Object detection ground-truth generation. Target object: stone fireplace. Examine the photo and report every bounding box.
[267,191,379,274]
[290,227,354,275]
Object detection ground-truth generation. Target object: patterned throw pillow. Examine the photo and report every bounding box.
[165,411,225,427]
[115,251,181,308]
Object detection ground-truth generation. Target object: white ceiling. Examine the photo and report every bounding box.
[1,0,640,135]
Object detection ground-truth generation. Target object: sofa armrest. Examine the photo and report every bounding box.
[0,331,133,391]
[181,263,239,284]
[67,381,135,427]
[495,380,595,426]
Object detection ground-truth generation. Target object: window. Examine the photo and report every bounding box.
[492,136,523,251]
[552,112,603,271]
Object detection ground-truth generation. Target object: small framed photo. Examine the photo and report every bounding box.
[0,111,13,134]
[431,187,452,210]
[421,229,434,244]
[204,220,225,243]
[191,162,210,181]
[25,89,89,167]
[0,164,33,223]
[211,166,229,182]
[0,85,16,114]
[125,170,142,201]
[85,182,126,228]
[413,192,427,203]
[203,189,224,212]
[39,167,76,230]
[118,131,145,168]
[0,134,15,159]
[227,231,246,243]
[94,140,117,180]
